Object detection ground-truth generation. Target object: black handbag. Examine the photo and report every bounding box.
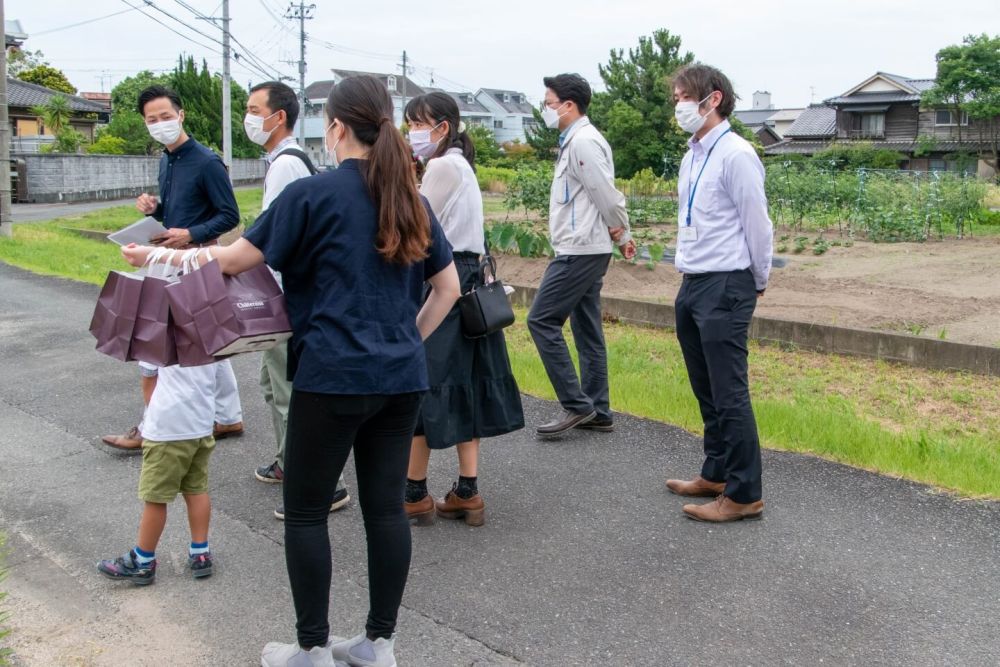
[458,254,515,339]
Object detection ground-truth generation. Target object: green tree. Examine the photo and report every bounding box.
[103,57,261,158]
[169,55,259,158]
[103,110,160,155]
[31,95,72,134]
[7,48,46,77]
[524,107,559,161]
[923,34,1000,179]
[18,64,77,95]
[111,69,171,115]
[468,125,502,165]
[589,29,695,178]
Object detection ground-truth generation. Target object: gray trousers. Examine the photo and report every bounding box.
[527,253,612,420]
[260,342,346,492]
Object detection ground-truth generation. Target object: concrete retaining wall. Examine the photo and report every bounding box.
[16,154,265,203]
[508,284,1000,377]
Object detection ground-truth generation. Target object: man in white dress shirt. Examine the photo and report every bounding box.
[664,64,773,522]
[244,81,350,518]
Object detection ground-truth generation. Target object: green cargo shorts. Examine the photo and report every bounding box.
[138,436,216,503]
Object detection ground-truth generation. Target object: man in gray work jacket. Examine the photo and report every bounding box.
[528,73,635,437]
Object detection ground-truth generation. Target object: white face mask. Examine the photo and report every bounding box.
[674,93,715,134]
[147,118,182,145]
[244,111,279,146]
[541,102,568,129]
[324,121,341,168]
[408,121,443,159]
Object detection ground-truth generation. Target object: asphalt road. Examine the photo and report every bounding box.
[0,262,997,666]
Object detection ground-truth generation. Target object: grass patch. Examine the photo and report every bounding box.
[505,309,1000,499]
[0,190,263,285]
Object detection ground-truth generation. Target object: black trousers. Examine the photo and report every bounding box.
[283,390,424,648]
[527,253,612,420]
[675,269,762,504]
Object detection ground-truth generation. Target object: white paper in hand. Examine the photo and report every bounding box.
[107,217,168,246]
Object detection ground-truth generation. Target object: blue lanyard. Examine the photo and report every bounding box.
[685,128,731,226]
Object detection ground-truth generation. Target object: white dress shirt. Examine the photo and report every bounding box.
[262,136,313,212]
[675,120,773,290]
[419,148,485,254]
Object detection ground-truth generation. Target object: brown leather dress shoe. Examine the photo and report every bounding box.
[436,489,485,527]
[213,421,244,440]
[536,410,597,436]
[665,475,725,497]
[405,494,435,526]
[101,426,142,452]
[683,496,764,522]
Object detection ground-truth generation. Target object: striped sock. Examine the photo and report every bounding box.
[189,541,209,556]
[133,546,155,564]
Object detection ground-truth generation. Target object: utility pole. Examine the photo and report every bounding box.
[286,2,315,145]
[221,0,231,170]
[198,1,233,172]
[1,0,13,238]
[399,50,408,125]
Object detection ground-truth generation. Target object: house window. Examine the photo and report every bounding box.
[503,93,511,103]
[861,113,884,137]
[929,159,947,172]
[387,75,397,91]
[935,109,969,126]
[522,117,538,129]
[494,120,503,129]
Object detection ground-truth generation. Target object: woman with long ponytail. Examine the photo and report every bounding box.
[403,92,524,528]
[122,75,461,667]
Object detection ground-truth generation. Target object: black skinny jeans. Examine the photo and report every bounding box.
[283,389,424,648]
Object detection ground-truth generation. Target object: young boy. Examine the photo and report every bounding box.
[98,362,221,585]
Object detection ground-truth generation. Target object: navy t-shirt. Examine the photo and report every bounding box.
[243,158,454,395]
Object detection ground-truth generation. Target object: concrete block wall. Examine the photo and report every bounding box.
[17,154,266,203]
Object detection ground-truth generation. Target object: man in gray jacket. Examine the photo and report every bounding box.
[528,73,635,436]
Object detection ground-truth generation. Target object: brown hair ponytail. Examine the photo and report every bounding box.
[327,76,430,265]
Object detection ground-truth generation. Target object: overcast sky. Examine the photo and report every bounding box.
[10,0,1000,109]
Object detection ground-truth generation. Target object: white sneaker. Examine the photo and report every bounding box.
[261,639,346,667]
[329,632,397,667]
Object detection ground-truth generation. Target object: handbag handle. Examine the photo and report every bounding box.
[478,248,498,285]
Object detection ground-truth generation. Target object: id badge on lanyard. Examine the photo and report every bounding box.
[681,128,731,243]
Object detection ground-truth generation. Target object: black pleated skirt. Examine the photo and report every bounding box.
[414,253,525,449]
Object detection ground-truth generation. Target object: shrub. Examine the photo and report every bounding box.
[477,166,517,193]
[503,162,553,218]
[86,134,127,155]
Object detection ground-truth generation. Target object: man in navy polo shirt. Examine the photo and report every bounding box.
[101,85,244,451]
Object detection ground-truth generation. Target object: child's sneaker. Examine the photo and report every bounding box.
[189,552,214,579]
[97,550,156,586]
[330,632,397,667]
[260,639,344,667]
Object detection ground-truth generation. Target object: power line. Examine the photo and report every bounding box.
[33,7,139,36]
[118,0,222,55]
[119,0,279,83]
[171,0,292,82]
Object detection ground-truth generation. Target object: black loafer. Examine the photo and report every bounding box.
[575,418,614,432]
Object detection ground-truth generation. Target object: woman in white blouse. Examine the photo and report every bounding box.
[403,92,524,527]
